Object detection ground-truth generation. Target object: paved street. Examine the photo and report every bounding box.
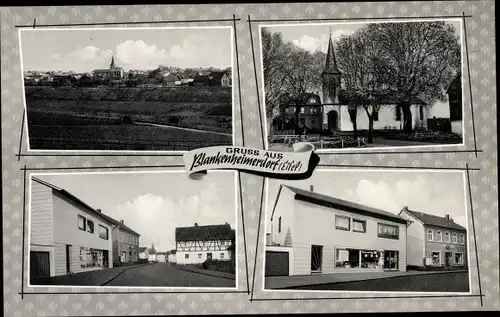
[105,263,236,288]
[269,271,469,292]
[32,263,235,288]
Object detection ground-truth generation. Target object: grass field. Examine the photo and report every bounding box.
[25,86,233,151]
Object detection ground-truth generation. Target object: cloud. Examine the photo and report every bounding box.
[115,40,168,70]
[41,46,113,72]
[292,29,356,53]
[108,182,235,252]
[351,174,467,228]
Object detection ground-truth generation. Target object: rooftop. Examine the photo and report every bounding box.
[176,223,235,242]
[401,207,466,231]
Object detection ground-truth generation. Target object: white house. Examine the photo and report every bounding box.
[175,223,235,265]
[29,177,114,282]
[138,247,149,263]
[266,185,408,276]
[167,250,177,263]
[148,244,157,263]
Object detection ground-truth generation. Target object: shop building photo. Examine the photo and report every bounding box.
[264,170,470,293]
[28,171,237,288]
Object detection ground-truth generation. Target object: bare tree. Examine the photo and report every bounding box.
[365,21,461,132]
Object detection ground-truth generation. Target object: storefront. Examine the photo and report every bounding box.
[80,247,109,269]
[335,248,399,271]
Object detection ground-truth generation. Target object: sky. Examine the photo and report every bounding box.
[20,27,232,72]
[262,19,461,55]
[266,170,468,233]
[33,171,236,252]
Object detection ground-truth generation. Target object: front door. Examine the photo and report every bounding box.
[65,245,71,274]
[327,110,338,131]
[384,251,399,270]
[102,250,109,267]
[311,245,323,273]
[445,252,453,268]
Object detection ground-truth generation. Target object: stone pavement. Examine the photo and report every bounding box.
[265,269,469,289]
[31,263,153,286]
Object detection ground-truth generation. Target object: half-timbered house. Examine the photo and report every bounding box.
[175,223,235,265]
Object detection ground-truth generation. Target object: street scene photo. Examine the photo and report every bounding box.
[29,171,237,288]
[261,20,463,151]
[20,27,233,151]
[264,170,470,292]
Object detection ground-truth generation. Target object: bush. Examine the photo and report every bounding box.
[122,115,134,124]
[168,116,180,124]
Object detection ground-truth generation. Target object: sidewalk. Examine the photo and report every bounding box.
[266,270,469,289]
[31,262,152,286]
[175,264,236,280]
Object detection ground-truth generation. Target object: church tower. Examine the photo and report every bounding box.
[110,56,116,69]
[321,33,341,105]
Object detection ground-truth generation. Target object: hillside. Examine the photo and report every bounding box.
[24,86,232,103]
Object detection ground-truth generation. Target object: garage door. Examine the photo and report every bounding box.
[30,251,50,280]
[265,251,289,276]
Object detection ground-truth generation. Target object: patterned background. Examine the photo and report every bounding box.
[1,1,498,315]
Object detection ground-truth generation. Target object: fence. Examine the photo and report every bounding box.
[269,134,366,149]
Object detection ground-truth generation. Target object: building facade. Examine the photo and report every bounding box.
[266,185,408,276]
[175,223,235,265]
[106,219,140,266]
[138,247,149,263]
[399,207,468,270]
[29,177,113,282]
[92,56,124,80]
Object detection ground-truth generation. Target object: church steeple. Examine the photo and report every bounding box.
[110,56,115,69]
[323,32,340,75]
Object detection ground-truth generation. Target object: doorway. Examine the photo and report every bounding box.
[327,110,338,131]
[445,252,453,268]
[383,250,399,270]
[65,245,71,274]
[102,250,109,268]
[311,245,323,273]
[30,251,50,281]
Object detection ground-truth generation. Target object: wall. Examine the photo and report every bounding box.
[176,250,230,265]
[399,210,425,267]
[451,120,463,136]
[424,225,468,266]
[52,192,113,274]
[30,181,55,247]
[270,187,295,247]
[291,196,407,276]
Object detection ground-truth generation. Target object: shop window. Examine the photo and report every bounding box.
[427,229,433,241]
[444,231,450,243]
[431,251,440,266]
[352,219,366,233]
[459,233,465,244]
[452,233,458,244]
[436,231,442,242]
[86,220,94,234]
[361,250,383,269]
[80,247,104,268]
[335,215,350,231]
[377,223,399,240]
[455,253,463,265]
[78,215,86,231]
[98,225,108,240]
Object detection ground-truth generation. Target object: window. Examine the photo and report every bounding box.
[455,253,464,265]
[300,107,305,114]
[335,248,383,270]
[431,251,440,266]
[129,235,132,244]
[335,215,350,231]
[427,229,433,241]
[444,231,450,243]
[78,215,86,231]
[278,217,282,233]
[372,109,379,121]
[395,105,402,121]
[98,225,109,240]
[198,254,202,259]
[220,253,225,259]
[436,231,442,242]
[86,219,94,234]
[419,106,424,120]
[377,223,399,240]
[459,233,465,244]
[352,219,366,233]
[452,233,458,244]
[80,247,104,268]
[185,254,189,259]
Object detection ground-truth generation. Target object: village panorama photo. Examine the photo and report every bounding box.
[260,19,464,151]
[28,171,237,289]
[19,26,234,152]
[264,169,471,293]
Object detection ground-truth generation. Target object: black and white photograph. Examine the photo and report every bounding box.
[261,20,464,151]
[20,27,234,152]
[28,171,237,288]
[264,170,470,293]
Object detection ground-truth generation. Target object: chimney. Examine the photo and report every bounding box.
[120,220,124,225]
[266,233,272,246]
[445,214,450,221]
[194,222,198,227]
[96,209,102,213]
[310,185,314,192]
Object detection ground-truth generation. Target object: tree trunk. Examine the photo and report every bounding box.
[402,103,413,133]
[349,108,358,138]
[368,117,374,144]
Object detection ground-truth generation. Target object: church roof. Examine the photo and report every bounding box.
[323,36,341,75]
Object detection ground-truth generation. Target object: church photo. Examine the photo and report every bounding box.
[260,20,464,151]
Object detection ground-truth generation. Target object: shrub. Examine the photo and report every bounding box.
[122,115,134,124]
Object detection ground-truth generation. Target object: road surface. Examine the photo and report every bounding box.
[104,263,236,288]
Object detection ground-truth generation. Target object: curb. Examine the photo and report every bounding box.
[277,270,469,289]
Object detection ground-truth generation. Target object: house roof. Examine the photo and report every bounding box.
[279,185,408,224]
[175,223,235,242]
[401,208,466,231]
[32,177,115,226]
[283,93,322,107]
[193,75,210,82]
[97,213,140,236]
[446,72,461,94]
[209,71,227,80]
